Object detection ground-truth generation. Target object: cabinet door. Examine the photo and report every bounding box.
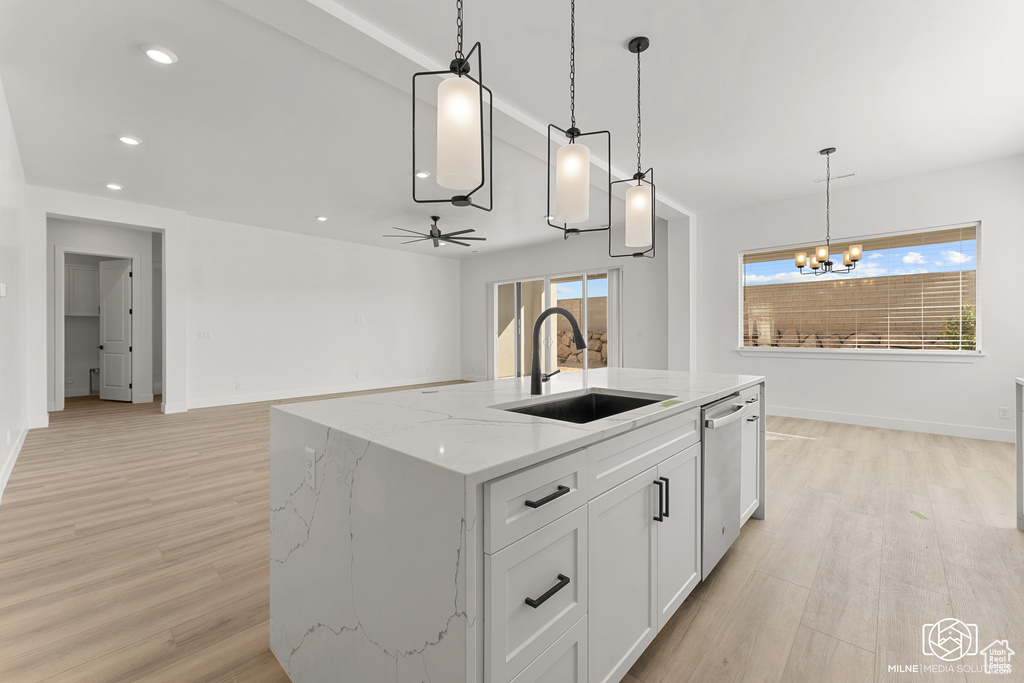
[68,264,100,316]
[588,467,658,683]
[740,411,760,524]
[656,444,701,630]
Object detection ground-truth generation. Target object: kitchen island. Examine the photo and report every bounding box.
[270,368,765,683]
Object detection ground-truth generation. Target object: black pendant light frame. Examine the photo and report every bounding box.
[412,0,493,211]
[547,0,611,239]
[610,36,656,259]
[796,147,861,275]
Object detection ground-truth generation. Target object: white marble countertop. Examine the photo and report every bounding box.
[1017,377,1024,387]
[273,368,764,482]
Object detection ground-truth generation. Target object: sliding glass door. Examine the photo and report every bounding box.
[494,269,619,380]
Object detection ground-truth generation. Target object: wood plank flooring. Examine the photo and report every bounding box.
[1,399,1020,682]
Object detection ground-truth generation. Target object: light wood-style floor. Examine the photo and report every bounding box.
[1,394,1020,682]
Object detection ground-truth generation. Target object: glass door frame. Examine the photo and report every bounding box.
[490,267,622,381]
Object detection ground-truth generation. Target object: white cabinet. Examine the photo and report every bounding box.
[656,444,701,630]
[587,467,658,683]
[65,264,100,316]
[739,387,762,524]
[510,616,588,683]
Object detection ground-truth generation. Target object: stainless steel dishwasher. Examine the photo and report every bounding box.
[701,393,750,579]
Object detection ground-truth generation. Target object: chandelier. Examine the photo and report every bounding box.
[795,148,862,274]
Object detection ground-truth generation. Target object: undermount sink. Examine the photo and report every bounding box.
[500,389,674,424]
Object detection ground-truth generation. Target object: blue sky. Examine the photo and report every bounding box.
[555,277,608,298]
[743,240,976,286]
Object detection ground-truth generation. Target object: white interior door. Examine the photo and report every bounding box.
[99,259,133,401]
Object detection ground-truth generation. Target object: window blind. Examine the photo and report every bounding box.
[741,224,977,351]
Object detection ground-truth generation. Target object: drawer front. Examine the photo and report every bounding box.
[509,616,588,683]
[588,409,699,497]
[739,384,761,406]
[486,449,587,554]
[486,506,588,683]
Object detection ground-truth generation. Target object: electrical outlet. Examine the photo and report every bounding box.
[5,430,10,446]
[236,382,244,390]
[636,329,645,338]
[198,331,212,340]
[65,378,74,384]
[304,447,316,487]
[998,407,1011,420]
[354,371,360,380]
[0,282,7,297]
[355,315,366,324]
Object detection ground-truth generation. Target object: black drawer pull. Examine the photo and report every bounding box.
[653,479,665,522]
[525,574,570,608]
[745,397,758,404]
[747,415,759,422]
[525,485,570,509]
[660,476,670,518]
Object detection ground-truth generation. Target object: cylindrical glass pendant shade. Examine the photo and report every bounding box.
[849,244,862,261]
[815,245,829,262]
[436,76,482,191]
[843,251,853,266]
[555,143,590,223]
[810,255,820,269]
[625,184,652,247]
[795,252,807,268]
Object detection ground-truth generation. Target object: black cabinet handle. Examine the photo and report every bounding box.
[660,476,670,518]
[653,479,664,522]
[745,397,758,404]
[747,415,759,422]
[525,485,570,509]
[525,574,570,608]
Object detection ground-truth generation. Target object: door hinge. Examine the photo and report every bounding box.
[129,346,132,352]
[129,308,132,315]
[129,383,133,389]
[129,271,133,277]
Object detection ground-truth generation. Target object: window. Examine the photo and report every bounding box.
[494,269,620,379]
[741,224,978,352]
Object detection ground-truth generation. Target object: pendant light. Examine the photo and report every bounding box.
[412,0,493,211]
[610,37,656,259]
[795,148,861,275]
[547,0,611,238]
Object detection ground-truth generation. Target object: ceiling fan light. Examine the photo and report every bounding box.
[624,184,652,247]
[436,76,482,191]
[554,142,590,223]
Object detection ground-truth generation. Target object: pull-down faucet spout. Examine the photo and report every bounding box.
[531,307,587,395]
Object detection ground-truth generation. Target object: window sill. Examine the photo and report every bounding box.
[735,347,985,363]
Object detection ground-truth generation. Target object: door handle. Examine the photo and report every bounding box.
[653,479,665,522]
[705,404,746,429]
[97,345,104,350]
[525,574,570,608]
[660,476,670,518]
[524,485,570,509]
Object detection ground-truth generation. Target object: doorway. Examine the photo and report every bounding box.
[493,268,621,380]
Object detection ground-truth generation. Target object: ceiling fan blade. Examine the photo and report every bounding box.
[393,227,427,236]
[446,239,472,247]
[432,236,440,248]
[442,229,476,237]
[401,238,431,245]
[383,234,417,238]
[452,236,486,241]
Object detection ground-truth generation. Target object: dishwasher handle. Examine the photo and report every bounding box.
[704,404,746,429]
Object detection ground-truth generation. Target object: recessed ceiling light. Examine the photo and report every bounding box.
[106,183,123,191]
[415,170,431,179]
[316,216,328,222]
[118,135,141,146]
[141,44,178,65]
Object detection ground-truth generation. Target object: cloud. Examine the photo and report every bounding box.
[893,266,929,276]
[902,252,926,264]
[743,271,810,285]
[940,250,972,264]
[868,253,884,260]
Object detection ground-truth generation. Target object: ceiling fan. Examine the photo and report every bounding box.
[383,216,486,248]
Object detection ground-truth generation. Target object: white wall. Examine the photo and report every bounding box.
[0,74,31,502]
[695,154,1024,442]
[185,216,461,407]
[459,220,670,381]
[47,218,155,409]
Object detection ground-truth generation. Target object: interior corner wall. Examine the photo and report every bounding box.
[459,220,669,381]
[695,154,1024,441]
[47,218,155,409]
[667,216,692,371]
[0,73,31,503]
[184,216,461,408]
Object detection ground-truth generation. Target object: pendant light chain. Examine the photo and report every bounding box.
[455,0,464,61]
[635,47,642,177]
[569,0,576,132]
[825,149,831,246]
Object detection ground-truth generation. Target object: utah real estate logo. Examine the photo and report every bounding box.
[888,618,1015,674]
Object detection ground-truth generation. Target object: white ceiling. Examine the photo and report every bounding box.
[2,0,1023,259]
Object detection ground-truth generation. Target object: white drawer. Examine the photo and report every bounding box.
[588,409,699,497]
[486,506,588,683]
[739,384,760,406]
[509,616,588,683]
[485,449,588,554]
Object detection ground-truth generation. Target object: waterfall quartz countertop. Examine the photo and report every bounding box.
[271,367,765,484]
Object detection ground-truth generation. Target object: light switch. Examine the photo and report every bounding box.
[0,283,7,297]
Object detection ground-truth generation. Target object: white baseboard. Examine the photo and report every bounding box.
[64,387,91,398]
[185,374,465,410]
[27,414,49,429]
[161,401,187,414]
[767,404,1015,443]
[134,394,155,404]
[0,419,30,507]
[461,374,487,382]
